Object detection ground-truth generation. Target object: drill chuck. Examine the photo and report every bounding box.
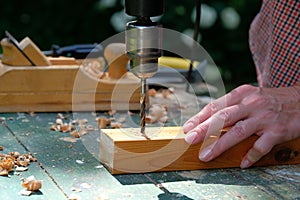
[126,18,162,79]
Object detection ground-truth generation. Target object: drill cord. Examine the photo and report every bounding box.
[186,0,201,91]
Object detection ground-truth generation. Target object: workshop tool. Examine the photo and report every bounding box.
[125,0,164,136]
[1,31,51,66]
[100,126,300,174]
[0,33,141,112]
[104,43,129,79]
[4,31,36,66]
[43,43,103,59]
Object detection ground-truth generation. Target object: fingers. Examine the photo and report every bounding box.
[240,132,283,168]
[199,118,258,162]
[183,98,231,133]
[183,84,256,133]
[185,104,248,145]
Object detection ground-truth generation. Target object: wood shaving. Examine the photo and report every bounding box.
[50,116,94,138]
[148,88,157,97]
[110,122,122,129]
[80,182,92,189]
[145,104,168,123]
[118,117,126,123]
[98,193,109,200]
[127,111,134,116]
[76,160,84,164]
[107,110,116,116]
[55,118,63,125]
[68,193,81,200]
[15,166,28,172]
[78,118,88,125]
[0,152,37,176]
[59,137,78,143]
[29,112,36,117]
[86,125,95,131]
[162,89,171,99]
[21,175,42,191]
[97,117,109,129]
[57,113,65,119]
[70,130,80,138]
[19,189,33,196]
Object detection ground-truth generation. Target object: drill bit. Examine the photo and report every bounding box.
[140,78,147,138]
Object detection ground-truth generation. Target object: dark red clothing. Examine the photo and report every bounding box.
[249,0,300,87]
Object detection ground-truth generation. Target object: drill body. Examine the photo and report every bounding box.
[125,0,164,134]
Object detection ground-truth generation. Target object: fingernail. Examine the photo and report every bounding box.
[199,147,213,162]
[183,122,194,132]
[185,131,197,144]
[240,159,251,169]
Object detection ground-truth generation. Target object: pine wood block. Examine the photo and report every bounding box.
[100,126,300,174]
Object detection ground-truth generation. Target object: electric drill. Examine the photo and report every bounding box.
[125,0,165,136]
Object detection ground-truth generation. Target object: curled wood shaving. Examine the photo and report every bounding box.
[0,152,37,176]
[145,104,168,124]
[70,130,80,138]
[148,88,157,97]
[97,117,109,129]
[162,89,171,99]
[68,193,81,200]
[110,122,123,129]
[51,116,95,139]
[107,110,116,116]
[21,175,42,191]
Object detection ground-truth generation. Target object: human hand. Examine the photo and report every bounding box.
[183,84,300,168]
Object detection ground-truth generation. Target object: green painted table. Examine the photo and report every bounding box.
[0,111,299,200]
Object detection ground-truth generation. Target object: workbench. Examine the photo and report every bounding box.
[0,92,300,199]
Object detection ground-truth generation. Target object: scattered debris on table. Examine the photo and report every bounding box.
[0,151,37,176]
[145,104,168,124]
[20,175,42,196]
[50,113,92,138]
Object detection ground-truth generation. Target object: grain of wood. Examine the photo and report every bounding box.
[100,126,300,174]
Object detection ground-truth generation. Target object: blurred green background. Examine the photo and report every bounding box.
[0,0,261,90]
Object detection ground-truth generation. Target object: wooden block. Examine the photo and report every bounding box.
[0,38,32,66]
[19,37,51,66]
[100,127,300,174]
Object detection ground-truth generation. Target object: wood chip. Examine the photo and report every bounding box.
[59,137,78,143]
[97,117,109,129]
[76,160,84,164]
[15,166,28,172]
[148,88,157,97]
[68,193,81,200]
[70,130,80,138]
[19,189,33,196]
[21,175,42,191]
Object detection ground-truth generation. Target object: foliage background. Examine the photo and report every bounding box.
[0,0,261,90]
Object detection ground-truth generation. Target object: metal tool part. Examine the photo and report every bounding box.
[125,0,164,136]
[43,43,103,59]
[5,31,36,66]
